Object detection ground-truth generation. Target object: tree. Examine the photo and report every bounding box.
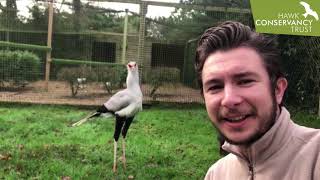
[26,2,76,32]
[72,0,83,31]
[0,0,18,25]
[279,36,320,115]
[146,0,252,41]
[83,4,132,33]
[27,5,48,30]
[0,0,19,41]
[301,37,320,116]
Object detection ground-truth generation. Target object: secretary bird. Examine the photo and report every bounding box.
[72,61,143,172]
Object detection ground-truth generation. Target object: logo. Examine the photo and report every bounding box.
[300,1,318,21]
[250,0,320,36]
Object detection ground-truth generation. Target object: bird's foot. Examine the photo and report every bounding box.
[113,164,117,173]
[122,156,126,170]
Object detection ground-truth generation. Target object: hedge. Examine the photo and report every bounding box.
[0,50,41,85]
[55,60,127,96]
[145,67,181,96]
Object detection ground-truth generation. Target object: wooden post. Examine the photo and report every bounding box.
[121,9,129,64]
[45,0,54,91]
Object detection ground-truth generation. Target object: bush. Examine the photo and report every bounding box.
[55,60,127,96]
[57,66,97,97]
[95,65,127,94]
[0,50,41,87]
[145,67,180,97]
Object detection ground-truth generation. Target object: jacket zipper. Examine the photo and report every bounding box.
[248,162,254,180]
[247,148,254,180]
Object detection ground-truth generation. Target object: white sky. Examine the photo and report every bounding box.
[14,0,180,18]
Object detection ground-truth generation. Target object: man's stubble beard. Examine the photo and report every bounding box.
[217,94,278,146]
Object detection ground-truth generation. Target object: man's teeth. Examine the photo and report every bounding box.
[227,116,246,122]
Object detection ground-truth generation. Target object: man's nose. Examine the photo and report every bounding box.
[221,85,243,108]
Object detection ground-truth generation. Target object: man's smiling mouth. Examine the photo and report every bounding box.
[223,115,251,122]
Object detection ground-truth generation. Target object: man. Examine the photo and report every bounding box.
[195,21,320,180]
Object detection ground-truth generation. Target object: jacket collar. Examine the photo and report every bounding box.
[222,107,294,164]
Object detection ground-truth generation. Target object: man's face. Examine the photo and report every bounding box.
[202,47,286,145]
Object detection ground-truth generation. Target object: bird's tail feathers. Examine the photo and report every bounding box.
[72,112,99,127]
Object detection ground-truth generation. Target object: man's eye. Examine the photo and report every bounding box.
[238,79,254,85]
[208,85,223,92]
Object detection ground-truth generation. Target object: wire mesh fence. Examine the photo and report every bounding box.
[0,0,319,111]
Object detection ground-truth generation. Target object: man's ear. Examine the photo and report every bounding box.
[275,77,288,105]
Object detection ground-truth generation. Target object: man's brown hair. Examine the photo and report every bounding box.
[195,21,284,94]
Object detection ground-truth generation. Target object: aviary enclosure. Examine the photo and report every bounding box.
[0,0,318,111]
[0,0,255,106]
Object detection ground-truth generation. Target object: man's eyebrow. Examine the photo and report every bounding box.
[203,78,223,87]
[233,72,259,79]
[203,72,259,87]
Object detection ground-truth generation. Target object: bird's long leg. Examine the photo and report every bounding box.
[113,139,117,173]
[122,139,126,170]
[113,115,125,173]
[121,117,134,170]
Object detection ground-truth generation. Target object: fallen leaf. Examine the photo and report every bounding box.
[17,144,24,150]
[43,144,50,150]
[61,176,71,180]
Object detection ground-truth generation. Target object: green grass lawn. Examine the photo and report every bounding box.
[0,104,319,179]
[0,103,220,179]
